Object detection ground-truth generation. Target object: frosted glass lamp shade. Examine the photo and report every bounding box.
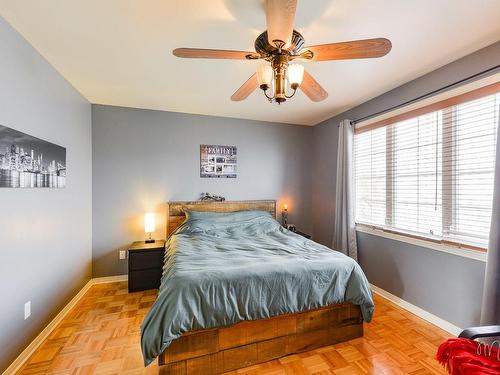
[287,64,304,88]
[257,65,273,88]
[144,213,156,234]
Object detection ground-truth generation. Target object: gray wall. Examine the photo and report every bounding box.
[92,105,313,277]
[0,17,92,372]
[312,42,500,328]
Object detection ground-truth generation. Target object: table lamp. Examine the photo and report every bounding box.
[282,204,288,227]
[144,212,156,243]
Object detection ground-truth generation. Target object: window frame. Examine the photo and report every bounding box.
[353,80,500,254]
[355,224,487,262]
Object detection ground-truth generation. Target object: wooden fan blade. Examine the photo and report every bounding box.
[306,38,392,61]
[300,70,328,102]
[173,48,259,60]
[231,74,259,101]
[265,0,297,48]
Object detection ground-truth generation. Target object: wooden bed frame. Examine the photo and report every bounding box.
[159,200,364,374]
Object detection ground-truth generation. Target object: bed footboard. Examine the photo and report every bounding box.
[158,302,363,375]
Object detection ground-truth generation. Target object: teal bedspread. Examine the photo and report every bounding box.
[141,210,374,365]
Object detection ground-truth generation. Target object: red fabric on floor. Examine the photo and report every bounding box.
[436,338,500,375]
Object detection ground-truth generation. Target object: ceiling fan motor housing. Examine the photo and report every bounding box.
[254,30,305,57]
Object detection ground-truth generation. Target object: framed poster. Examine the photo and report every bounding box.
[0,124,66,188]
[200,144,237,178]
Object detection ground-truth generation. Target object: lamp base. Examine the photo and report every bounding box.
[145,239,155,244]
[282,212,288,227]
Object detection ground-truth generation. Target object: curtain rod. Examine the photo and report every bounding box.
[349,64,500,125]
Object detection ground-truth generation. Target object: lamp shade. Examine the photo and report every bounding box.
[257,64,273,86]
[283,203,288,211]
[144,213,156,233]
[287,64,304,86]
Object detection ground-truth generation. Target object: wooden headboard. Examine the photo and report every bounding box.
[166,200,276,236]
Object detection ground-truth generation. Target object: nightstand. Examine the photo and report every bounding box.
[128,240,166,292]
[295,230,311,239]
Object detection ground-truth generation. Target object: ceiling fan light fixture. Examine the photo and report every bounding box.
[173,0,391,104]
[287,63,304,89]
[257,64,273,90]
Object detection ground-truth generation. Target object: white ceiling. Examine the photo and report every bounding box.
[0,1,499,126]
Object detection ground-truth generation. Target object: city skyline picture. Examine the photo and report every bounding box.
[0,124,66,188]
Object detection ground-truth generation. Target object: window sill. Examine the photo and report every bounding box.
[355,225,487,262]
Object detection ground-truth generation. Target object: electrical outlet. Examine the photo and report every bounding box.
[119,250,126,260]
[24,301,31,320]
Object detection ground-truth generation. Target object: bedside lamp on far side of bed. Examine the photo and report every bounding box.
[144,212,156,243]
[282,204,288,227]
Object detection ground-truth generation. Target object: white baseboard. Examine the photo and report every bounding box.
[2,274,128,375]
[370,283,462,336]
[93,274,128,284]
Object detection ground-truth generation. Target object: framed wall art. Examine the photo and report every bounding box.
[0,124,66,188]
[200,144,237,178]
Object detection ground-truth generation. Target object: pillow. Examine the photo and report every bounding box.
[172,209,273,234]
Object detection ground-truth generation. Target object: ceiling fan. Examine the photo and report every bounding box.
[173,0,392,104]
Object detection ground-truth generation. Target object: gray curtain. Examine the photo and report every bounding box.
[333,119,358,261]
[480,114,500,325]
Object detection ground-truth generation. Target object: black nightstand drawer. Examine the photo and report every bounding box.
[129,250,164,271]
[127,240,166,293]
[129,268,163,292]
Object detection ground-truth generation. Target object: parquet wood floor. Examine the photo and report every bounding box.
[16,282,450,375]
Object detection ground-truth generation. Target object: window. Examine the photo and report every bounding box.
[354,86,499,250]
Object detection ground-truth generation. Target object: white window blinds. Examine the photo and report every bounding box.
[354,89,499,249]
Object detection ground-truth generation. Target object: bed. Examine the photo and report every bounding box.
[141,200,374,374]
